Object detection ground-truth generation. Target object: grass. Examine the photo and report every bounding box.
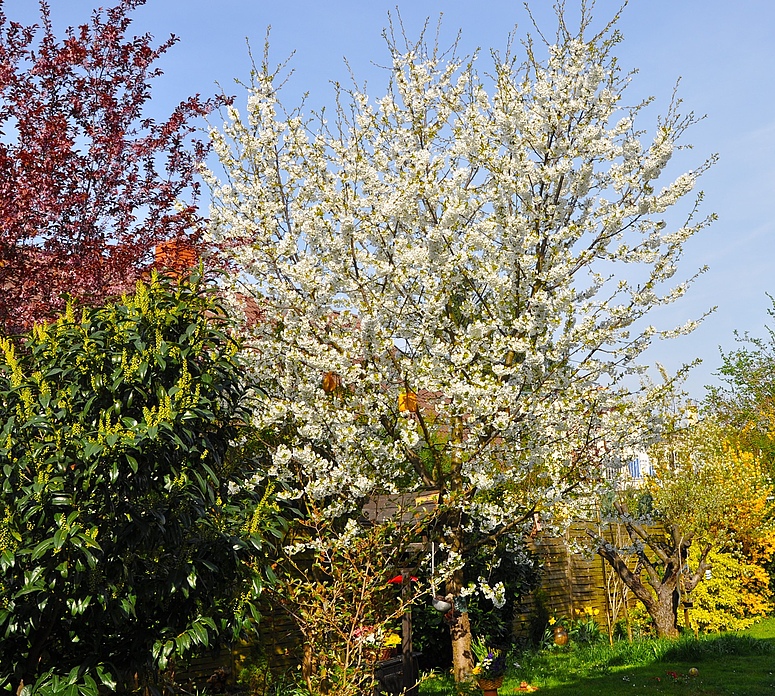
[418,617,775,696]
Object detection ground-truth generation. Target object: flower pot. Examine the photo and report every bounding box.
[379,646,398,660]
[478,675,504,694]
[553,625,569,646]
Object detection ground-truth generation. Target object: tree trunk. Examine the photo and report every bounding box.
[450,609,473,683]
[446,416,473,683]
[447,567,473,684]
[652,588,680,639]
[594,532,683,640]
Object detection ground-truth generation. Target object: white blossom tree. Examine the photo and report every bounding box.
[205,4,714,681]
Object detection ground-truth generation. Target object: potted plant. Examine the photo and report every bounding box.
[355,625,403,662]
[471,637,507,695]
[381,631,401,660]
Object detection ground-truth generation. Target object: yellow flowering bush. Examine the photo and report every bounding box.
[679,548,772,633]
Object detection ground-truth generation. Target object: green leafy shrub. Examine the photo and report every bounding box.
[0,273,282,692]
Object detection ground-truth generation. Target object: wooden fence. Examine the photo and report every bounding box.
[513,520,645,641]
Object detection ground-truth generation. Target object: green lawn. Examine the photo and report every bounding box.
[419,618,775,696]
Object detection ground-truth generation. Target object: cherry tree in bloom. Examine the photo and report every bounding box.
[206,6,714,680]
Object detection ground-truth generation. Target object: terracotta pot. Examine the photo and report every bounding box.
[379,646,398,660]
[553,625,569,646]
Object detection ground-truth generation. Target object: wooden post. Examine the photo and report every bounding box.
[597,508,614,646]
[565,526,575,620]
[401,569,418,696]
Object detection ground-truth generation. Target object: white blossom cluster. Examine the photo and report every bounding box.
[204,21,712,574]
[478,577,508,610]
[458,577,507,609]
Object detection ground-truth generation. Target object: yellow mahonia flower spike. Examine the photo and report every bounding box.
[244,482,279,535]
[123,353,142,379]
[37,466,51,488]
[32,323,48,342]
[175,361,193,407]
[0,338,23,388]
[0,508,18,554]
[64,300,76,325]
[134,281,150,315]
[168,472,186,491]
[158,393,173,422]
[20,388,34,419]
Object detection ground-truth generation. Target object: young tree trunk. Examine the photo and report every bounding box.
[450,610,473,684]
[446,417,473,683]
[446,564,473,683]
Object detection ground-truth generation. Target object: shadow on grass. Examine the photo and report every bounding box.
[511,633,775,696]
[420,629,775,696]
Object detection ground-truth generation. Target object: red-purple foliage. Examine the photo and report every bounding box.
[0,0,219,333]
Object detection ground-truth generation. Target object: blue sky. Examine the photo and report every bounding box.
[7,0,775,398]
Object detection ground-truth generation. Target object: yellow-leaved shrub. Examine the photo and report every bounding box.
[679,547,772,633]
